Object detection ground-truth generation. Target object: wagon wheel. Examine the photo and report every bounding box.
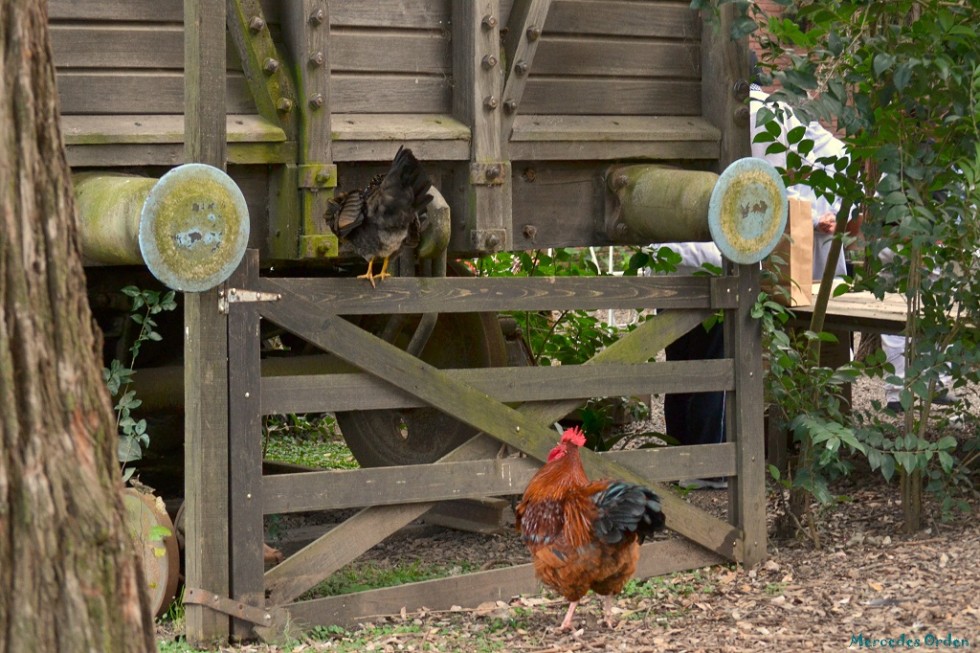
[335,266,508,467]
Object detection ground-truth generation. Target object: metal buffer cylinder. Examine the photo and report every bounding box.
[75,164,250,291]
[605,158,787,264]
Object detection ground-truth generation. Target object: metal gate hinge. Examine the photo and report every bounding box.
[183,587,286,629]
[218,287,282,313]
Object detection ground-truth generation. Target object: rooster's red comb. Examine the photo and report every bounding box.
[561,426,586,447]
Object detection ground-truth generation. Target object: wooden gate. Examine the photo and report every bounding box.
[184,248,766,640]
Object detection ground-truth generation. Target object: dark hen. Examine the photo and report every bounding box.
[327,146,432,287]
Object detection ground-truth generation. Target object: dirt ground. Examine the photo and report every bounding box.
[159,375,980,652]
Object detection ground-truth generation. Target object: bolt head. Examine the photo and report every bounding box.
[309,7,325,25]
[277,97,294,113]
[485,165,501,180]
[483,96,498,110]
[248,16,266,33]
[526,26,541,41]
[515,60,529,76]
[309,51,325,67]
[481,15,498,30]
[263,57,280,74]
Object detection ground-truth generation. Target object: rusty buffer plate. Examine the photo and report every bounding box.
[139,163,250,292]
[708,158,787,264]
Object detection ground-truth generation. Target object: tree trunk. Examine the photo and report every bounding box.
[0,2,156,651]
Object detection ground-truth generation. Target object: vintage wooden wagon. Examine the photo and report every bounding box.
[51,0,780,644]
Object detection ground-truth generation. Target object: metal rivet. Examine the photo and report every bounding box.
[522,224,537,240]
[485,165,501,180]
[515,426,521,432]
[503,99,517,113]
[526,26,541,41]
[246,493,252,499]
[244,392,250,398]
[248,16,265,33]
[485,233,500,249]
[515,60,528,76]
[309,51,325,67]
[481,15,497,30]
[263,57,280,74]
[309,8,325,25]
[482,54,498,69]
[277,97,293,113]
[483,96,498,110]
[309,93,324,110]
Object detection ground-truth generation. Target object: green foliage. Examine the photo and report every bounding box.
[699,0,980,527]
[262,413,356,469]
[102,285,177,482]
[474,248,650,445]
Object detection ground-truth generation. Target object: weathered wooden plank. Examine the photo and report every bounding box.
[262,443,737,514]
[64,141,294,167]
[500,0,553,141]
[510,114,719,142]
[509,140,720,163]
[261,359,735,414]
[330,0,451,29]
[226,251,265,638]
[255,275,738,316]
[330,30,450,74]
[542,0,699,39]
[183,0,229,643]
[698,2,750,171]
[55,71,256,115]
[331,140,470,162]
[532,39,700,79]
[258,293,741,604]
[61,114,285,144]
[329,74,451,113]
[726,264,767,566]
[522,78,701,116]
[48,0,184,21]
[330,113,469,141]
[283,538,724,626]
[50,24,184,68]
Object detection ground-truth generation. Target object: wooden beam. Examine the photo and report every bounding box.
[253,275,739,316]
[452,0,512,252]
[226,251,265,638]
[282,0,338,259]
[500,0,552,142]
[726,264,767,566]
[284,538,725,627]
[698,2,750,172]
[262,443,738,514]
[261,359,735,414]
[183,0,230,644]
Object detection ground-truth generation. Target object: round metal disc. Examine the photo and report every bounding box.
[708,158,787,264]
[139,163,250,291]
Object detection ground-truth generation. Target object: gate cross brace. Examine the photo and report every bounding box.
[256,278,744,604]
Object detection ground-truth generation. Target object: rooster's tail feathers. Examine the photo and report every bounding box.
[592,482,665,544]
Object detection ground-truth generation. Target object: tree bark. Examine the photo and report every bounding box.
[0,2,156,651]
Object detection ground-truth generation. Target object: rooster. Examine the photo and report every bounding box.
[327,146,432,287]
[515,426,665,630]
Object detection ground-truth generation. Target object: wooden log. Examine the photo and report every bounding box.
[605,165,718,243]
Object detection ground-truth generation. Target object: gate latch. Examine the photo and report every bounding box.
[218,287,282,314]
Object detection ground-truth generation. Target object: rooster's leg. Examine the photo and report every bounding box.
[357,258,377,288]
[559,601,578,630]
[376,256,392,281]
[601,594,616,628]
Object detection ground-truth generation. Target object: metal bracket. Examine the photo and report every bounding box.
[183,587,286,629]
[218,287,282,314]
